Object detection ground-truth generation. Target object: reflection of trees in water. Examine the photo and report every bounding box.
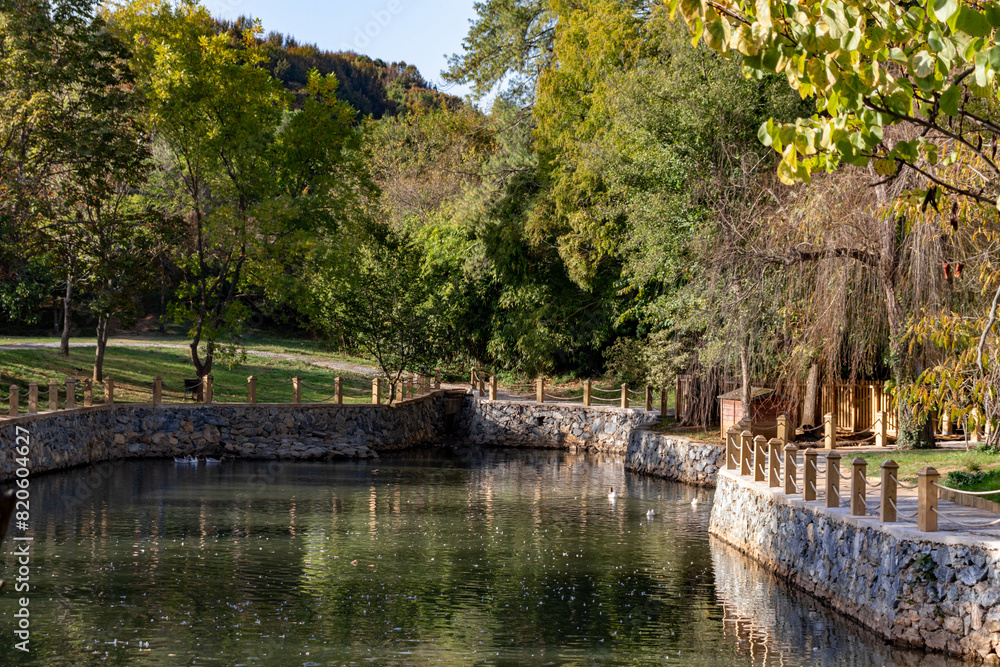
[1,454,956,666]
[710,537,964,667]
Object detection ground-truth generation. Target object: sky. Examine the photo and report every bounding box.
[208,0,480,99]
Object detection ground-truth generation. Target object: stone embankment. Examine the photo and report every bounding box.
[624,425,724,486]
[711,469,1000,663]
[459,397,657,455]
[0,393,450,482]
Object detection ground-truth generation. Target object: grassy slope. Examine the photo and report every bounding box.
[0,346,376,407]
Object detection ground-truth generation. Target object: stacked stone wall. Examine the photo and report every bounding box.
[459,398,657,455]
[0,393,448,481]
[711,470,1000,663]
[625,427,724,486]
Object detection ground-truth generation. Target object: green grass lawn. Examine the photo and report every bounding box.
[0,331,376,368]
[938,469,1000,503]
[0,346,377,409]
[856,449,1000,483]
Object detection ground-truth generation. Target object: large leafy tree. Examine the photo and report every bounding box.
[110,0,364,380]
[669,0,1000,445]
[0,0,147,323]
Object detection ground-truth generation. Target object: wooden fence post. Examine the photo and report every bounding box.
[881,460,898,523]
[471,368,477,388]
[434,368,441,390]
[372,377,383,405]
[396,379,404,402]
[8,385,18,417]
[768,438,782,488]
[803,448,817,501]
[825,451,842,508]
[874,411,887,447]
[105,377,115,405]
[335,377,343,405]
[917,467,939,532]
[754,435,767,482]
[536,378,544,404]
[660,385,667,415]
[584,379,592,407]
[777,414,794,443]
[201,376,211,405]
[850,457,867,516]
[621,384,629,409]
[726,425,740,471]
[153,377,163,405]
[740,431,753,476]
[292,376,302,404]
[824,412,837,449]
[784,444,797,494]
[48,381,58,411]
[28,382,38,414]
[644,385,653,411]
[65,379,76,409]
[84,380,93,407]
[489,376,497,401]
[248,376,257,405]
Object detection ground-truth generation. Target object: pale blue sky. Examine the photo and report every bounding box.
[208,0,479,98]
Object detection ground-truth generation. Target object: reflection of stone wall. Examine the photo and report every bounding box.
[711,470,1000,663]
[624,426,723,486]
[711,538,965,666]
[0,393,449,481]
[459,398,656,455]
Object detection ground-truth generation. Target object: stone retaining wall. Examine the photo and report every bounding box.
[0,393,449,482]
[624,426,724,486]
[459,398,657,455]
[711,469,1000,663]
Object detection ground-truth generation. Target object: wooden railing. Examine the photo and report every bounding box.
[0,370,444,415]
[724,425,1000,533]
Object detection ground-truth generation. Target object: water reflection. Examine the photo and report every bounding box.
[711,538,966,666]
[0,448,961,666]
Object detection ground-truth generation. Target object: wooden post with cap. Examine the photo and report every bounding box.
[917,467,939,532]
[825,451,842,508]
[803,448,817,501]
[850,457,867,516]
[754,436,767,482]
[881,460,898,523]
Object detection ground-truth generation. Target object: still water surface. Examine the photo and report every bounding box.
[0,448,963,666]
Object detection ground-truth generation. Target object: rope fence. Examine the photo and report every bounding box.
[721,434,1000,535]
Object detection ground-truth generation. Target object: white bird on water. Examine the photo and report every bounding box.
[646,509,655,518]
[608,487,617,502]
[691,497,700,506]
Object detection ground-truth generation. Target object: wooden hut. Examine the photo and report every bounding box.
[718,387,798,440]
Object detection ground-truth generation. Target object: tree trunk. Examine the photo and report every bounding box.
[60,277,72,356]
[740,346,751,422]
[802,360,820,427]
[883,278,935,449]
[93,314,109,383]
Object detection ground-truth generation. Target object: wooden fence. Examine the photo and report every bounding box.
[678,375,900,435]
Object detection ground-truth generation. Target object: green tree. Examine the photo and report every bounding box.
[111,0,364,381]
[312,231,446,401]
[0,0,147,324]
